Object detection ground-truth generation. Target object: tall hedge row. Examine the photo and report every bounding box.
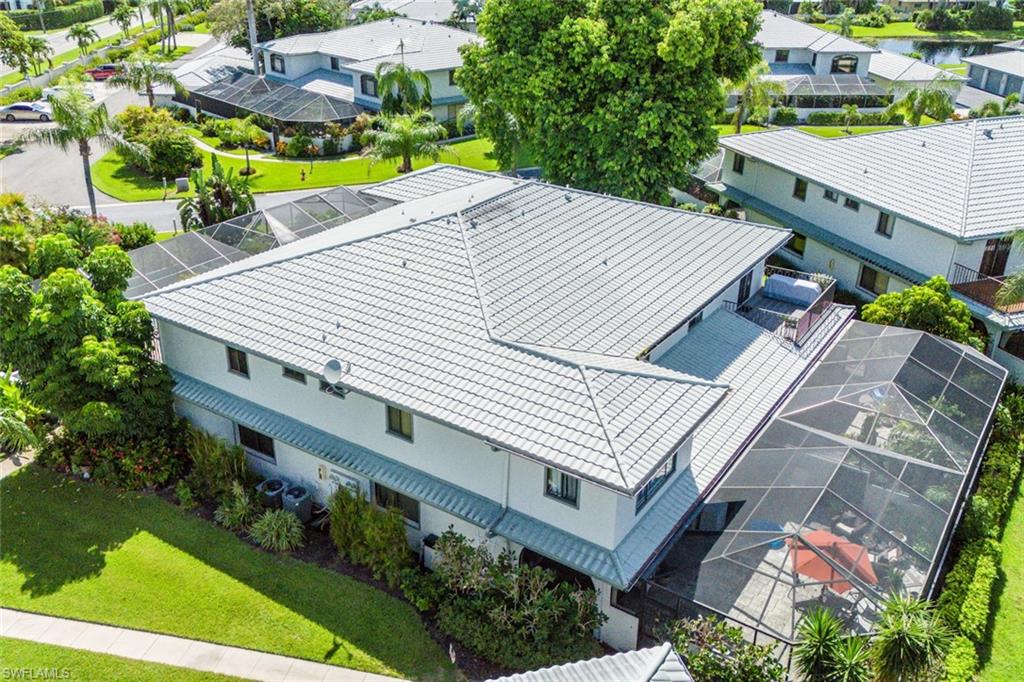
[7,0,105,30]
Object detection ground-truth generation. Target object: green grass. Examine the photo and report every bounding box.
[93,137,504,202]
[979,477,1024,680]
[797,125,903,137]
[146,44,195,61]
[0,466,452,680]
[190,22,211,34]
[714,123,769,136]
[820,20,1024,39]
[155,231,176,241]
[940,63,969,76]
[0,637,246,681]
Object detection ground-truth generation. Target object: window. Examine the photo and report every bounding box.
[226,347,249,377]
[999,331,1024,360]
[823,189,838,203]
[361,74,378,97]
[688,309,704,331]
[386,405,413,440]
[876,211,894,238]
[545,467,580,506]
[238,425,274,460]
[775,49,790,63]
[858,264,889,296]
[732,153,745,175]
[282,367,306,383]
[330,56,340,71]
[785,232,807,257]
[373,482,420,526]
[269,54,285,74]
[449,69,457,86]
[844,197,860,212]
[636,454,676,513]
[319,379,346,398]
[831,54,858,74]
[793,178,807,201]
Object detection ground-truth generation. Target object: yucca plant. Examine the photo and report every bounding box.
[249,508,304,552]
[831,636,872,682]
[872,595,951,682]
[794,607,843,680]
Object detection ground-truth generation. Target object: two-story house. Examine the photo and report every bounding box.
[257,17,479,123]
[713,117,1024,379]
[138,166,1004,658]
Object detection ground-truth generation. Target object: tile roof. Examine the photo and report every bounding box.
[963,50,1024,77]
[140,174,805,492]
[350,0,457,24]
[161,44,252,94]
[259,17,479,73]
[757,11,876,54]
[719,117,1024,240]
[488,643,692,682]
[869,50,966,84]
[362,165,493,202]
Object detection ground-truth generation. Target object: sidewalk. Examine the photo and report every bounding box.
[1,608,404,682]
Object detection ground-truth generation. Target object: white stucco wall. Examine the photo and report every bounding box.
[594,580,640,651]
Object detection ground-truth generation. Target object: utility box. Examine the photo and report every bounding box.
[256,478,288,508]
[283,484,312,523]
[421,534,440,571]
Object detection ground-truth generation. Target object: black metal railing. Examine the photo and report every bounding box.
[724,267,837,347]
[949,262,1023,314]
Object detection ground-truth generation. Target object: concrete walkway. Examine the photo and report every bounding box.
[0,451,34,479]
[1,608,404,682]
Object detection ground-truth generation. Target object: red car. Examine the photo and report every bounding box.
[85,63,119,81]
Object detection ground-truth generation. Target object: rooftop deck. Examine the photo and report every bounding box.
[727,266,838,347]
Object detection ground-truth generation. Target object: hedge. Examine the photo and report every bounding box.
[806,111,904,126]
[7,0,105,30]
[959,542,1000,643]
[943,636,979,682]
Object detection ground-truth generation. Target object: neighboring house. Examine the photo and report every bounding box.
[994,39,1024,53]
[713,117,1024,378]
[257,17,479,123]
[0,0,35,9]
[139,165,1004,659]
[350,0,462,25]
[868,49,965,99]
[487,642,692,682]
[964,50,1024,99]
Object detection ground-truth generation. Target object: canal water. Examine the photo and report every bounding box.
[870,38,995,64]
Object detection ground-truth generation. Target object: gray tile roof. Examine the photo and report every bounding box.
[963,49,1024,77]
[719,118,1024,240]
[869,49,965,83]
[487,643,692,682]
[350,0,457,24]
[757,11,876,54]
[260,17,479,74]
[362,165,493,202]
[141,175,805,492]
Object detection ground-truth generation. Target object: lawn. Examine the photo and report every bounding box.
[92,137,503,201]
[0,637,246,681]
[979,478,1024,680]
[0,466,452,680]
[820,20,1024,39]
[714,123,769,136]
[940,63,969,76]
[797,125,903,138]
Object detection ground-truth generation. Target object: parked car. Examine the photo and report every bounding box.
[0,102,52,122]
[85,63,119,81]
[42,85,95,101]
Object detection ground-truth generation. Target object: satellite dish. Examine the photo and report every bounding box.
[322,358,350,385]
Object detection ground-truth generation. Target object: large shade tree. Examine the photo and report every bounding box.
[18,82,144,218]
[457,0,763,202]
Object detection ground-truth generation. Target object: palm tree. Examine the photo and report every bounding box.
[835,7,856,38]
[888,87,954,126]
[375,59,432,115]
[794,607,843,680]
[975,92,1021,118]
[68,23,100,57]
[215,116,264,176]
[996,230,1024,308]
[113,0,135,39]
[108,53,180,107]
[177,154,255,230]
[25,36,52,76]
[0,371,39,455]
[841,103,859,133]
[871,595,951,682]
[18,82,145,217]
[731,61,784,134]
[361,111,447,174]
[831,636,872,682]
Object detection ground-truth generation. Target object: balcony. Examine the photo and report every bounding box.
[725,266,837,347]
[949,263,1024,315]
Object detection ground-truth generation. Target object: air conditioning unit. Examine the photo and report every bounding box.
[421,534,440,571]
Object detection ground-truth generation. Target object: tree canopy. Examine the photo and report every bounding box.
[861,276,983,350]
[207,0,348,48]
[457,0,763,202]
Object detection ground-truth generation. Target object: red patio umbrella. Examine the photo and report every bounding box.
[789,529,878,594]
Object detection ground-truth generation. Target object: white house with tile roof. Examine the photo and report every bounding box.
[712,117,1024,378]
[257,17,479,122]
[488,642,692,682]
[964,50,1024,101]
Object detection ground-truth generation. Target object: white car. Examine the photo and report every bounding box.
[0,102,52,122]
[42,85,95,101]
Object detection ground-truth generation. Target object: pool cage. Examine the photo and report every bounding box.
[189,73,365,125]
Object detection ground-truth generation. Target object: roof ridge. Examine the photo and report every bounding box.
[577,364,629,489]
[454,208,498,340]
[958,119,981,238]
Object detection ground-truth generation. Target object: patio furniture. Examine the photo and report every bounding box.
[764,274,822,306]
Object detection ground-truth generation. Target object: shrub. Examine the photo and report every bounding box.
[38,428,188,490]
[29,233,81,279]
[249,508,304,551]
[6,0,104,30]
[114,106,201,180]
[185,427,249,501]
[322,138,339,156]
[113,222,156,250]
[702,203,723,216]
[175,479,197,509]
[671,616,785,682]
[0,224,31,272]
[967,5,1014,30]
[423,531,606,669]
[214,481,258,530]
[975,440,1023,525]
[773,107,798,125]
[806,111,902,126]
[285,134,315,158]
[172,107,194,124]
[0,86,43,106]
[943,635,978,682]
[959,541,1000,643]
[917,6,965,31]
[327,486,412,587]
